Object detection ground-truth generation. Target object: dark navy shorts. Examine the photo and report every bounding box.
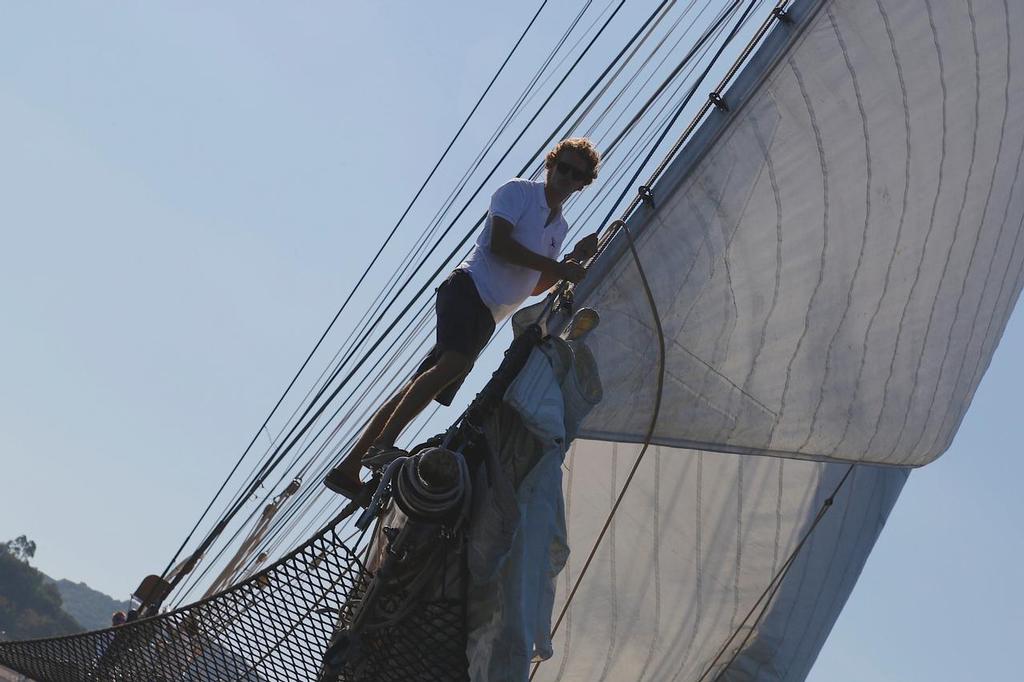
[415,269,496,406]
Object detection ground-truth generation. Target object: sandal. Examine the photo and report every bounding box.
[362,444,409,469]
[323,467,365,501]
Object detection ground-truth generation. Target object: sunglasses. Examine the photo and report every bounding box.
[555,160,594,183]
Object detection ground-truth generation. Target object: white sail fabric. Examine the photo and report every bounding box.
[576,0,1024,466]
[534,442,907,682]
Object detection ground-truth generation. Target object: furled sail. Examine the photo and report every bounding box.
[576,0,1024,467]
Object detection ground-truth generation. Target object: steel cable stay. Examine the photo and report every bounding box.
[241,311,440,528]
[506,0,753,246]
[209,85,728,602]
[158,0,556,583]
[172,279,452,605]
[519,0,620,115]
[516,0,720,180]
[205,294,457,593]
[376,0,688,311]
[169,302,441,605]
[179,0,606,550]
[250,304,439,513]
[244,397,445,583]
[169,0,761,610]
[575,0,707,141]
[169,306,438,602]
[591,0,766,259]
[167,0,647,595]
[552,0,686,141]
[162,0,675,599]
[161,0,622,577]
[174,0,753,602]
[594,0,757,158]
[270,0,603,415]
[557,0,757,235]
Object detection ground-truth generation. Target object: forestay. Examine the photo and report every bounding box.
[576,0,1024,466]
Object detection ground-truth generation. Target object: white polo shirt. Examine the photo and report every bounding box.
[459,179,568,322]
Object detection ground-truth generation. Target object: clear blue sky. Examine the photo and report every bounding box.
[1,3,1020,680]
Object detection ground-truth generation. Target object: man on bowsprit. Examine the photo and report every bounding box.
[324,138,602,500]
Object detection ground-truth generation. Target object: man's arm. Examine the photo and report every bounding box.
[489,217,585,283]
[531,256,578,295]
[528,231,599,295]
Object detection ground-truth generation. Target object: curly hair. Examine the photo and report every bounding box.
[545,137,601,184]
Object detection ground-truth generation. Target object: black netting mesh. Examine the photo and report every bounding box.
[333,592,467,682]
[0,511,468,682]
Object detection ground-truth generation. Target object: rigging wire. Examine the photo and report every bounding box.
[271,0,601,434]
[170,304,439,605]
[168,0,603,577]
[173,282,455,603]
[178,0,753,602]
[165,0,673,602]
[232,0,700,569]
[172,0,773,605]
[256,0,679,493]
[218,0,753,614]
[158,0,552,582]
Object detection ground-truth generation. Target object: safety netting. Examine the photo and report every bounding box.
[0,513,467,682]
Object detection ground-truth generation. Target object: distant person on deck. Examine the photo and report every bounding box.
[324,138,602,500]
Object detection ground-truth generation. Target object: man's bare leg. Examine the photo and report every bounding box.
[332,386,409,481]
[374,350,471,448]
[326,349,470,495]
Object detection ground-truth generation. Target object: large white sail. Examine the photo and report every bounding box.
[534,0,1021,678]
[576,0,1024,467]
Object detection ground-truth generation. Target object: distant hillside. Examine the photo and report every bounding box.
[47,579,130,632]
[0,549,81,640]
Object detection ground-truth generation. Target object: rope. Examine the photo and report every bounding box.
[532,2,781,676]
[531,216,665,680]
[392,450,470,522]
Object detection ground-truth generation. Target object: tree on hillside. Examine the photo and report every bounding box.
[0,537,82,640]
[2,537,36,562]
